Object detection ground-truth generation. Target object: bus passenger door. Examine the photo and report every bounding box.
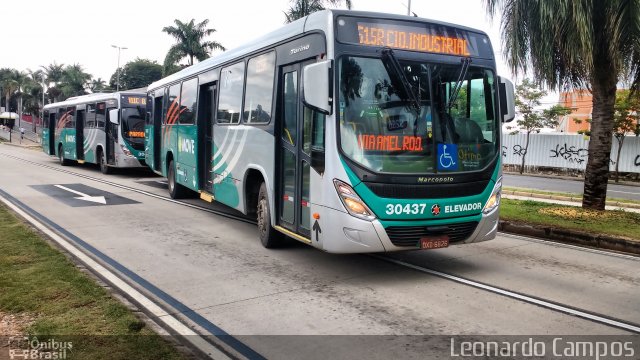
[277,64,312,239]
[46,112,56,155]
[198,82,216,194]
[105,107,116,164]
[75,106,85,161]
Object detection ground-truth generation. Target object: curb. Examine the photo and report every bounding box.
[499,220,640,256]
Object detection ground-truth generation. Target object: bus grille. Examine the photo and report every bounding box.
[364,181,488,199]
[385,221,478,247]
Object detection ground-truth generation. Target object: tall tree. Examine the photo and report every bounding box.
[59,64,91,100]
[612,89,640,182]
[284,0,352,23]
[162,19,226,76]
[484,0,640,210]
[41,62,65,102]
[0,68,17,112]
[89,78,107,93]
[109,58,163,90]
[512,79,571,174]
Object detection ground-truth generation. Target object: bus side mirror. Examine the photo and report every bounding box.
[302,60,333,115]
[499,77,516,122]
[109,109,119,125]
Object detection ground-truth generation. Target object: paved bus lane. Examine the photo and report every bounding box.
[0,145,636,359]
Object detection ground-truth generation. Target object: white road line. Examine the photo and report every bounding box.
[373,255,640,334]
[499,232,640,261]
[608,190,640,195]
[0,193,231,360]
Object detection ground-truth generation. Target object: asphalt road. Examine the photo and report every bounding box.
[503,173,640,202]
[1,144,639,359]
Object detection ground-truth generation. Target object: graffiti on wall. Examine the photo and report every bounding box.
[549,143,588,164]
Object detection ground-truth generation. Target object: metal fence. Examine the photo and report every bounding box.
[501,134,640,174]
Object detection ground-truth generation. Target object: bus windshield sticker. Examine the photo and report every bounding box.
[437,143,458,171]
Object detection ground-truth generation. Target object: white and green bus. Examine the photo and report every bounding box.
[43,91,147,174]
[145,10,515,253]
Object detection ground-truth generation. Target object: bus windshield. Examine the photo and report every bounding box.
[121,106,145,150]
[338,56,498,174]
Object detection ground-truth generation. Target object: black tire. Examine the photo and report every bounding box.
[98,149,112,174]
[167,160,188,199]
[257,182,283,248]
[58,145,70,166]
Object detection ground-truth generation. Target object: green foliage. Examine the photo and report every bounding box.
[0,204,185,358]
[162,18,226,76]
[109,58,163,91]
[284,0,352,23]
[501,199,640,240]
[59,64,91,100]
[613,89,640,138]
[514,79,571,133]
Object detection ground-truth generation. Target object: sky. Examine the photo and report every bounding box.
[4,0,558,104]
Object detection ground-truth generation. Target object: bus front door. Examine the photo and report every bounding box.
[198,83,216,194]
[106,108,116,165]
[277,64,312,239]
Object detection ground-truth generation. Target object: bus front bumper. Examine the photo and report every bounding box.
[316,206,499,254]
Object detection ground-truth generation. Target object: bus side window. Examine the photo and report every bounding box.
[166,84,181,125]
[179,78,198,124]
[218,61,245,124]
[244,51,275,124]
[96,102,106,128]
[86,104,96,128]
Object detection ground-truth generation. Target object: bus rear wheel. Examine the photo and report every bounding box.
[58,145,70,166]
[99,149,111,174]
[168,160,188,199]
[257,182,283,248]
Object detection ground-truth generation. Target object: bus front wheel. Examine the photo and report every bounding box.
[257,182,283,248]
[99,149,112,174]
[168,160,188,199]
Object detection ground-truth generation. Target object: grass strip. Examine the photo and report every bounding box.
[501,199,640,241]
[0,202,186,359]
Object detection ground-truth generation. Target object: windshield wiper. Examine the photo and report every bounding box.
[381,48,421,117]
[446,57,471,111]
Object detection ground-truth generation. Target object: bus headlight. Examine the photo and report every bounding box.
[120,144,133,157]
[482,177,502,214]
[333,179,376,221]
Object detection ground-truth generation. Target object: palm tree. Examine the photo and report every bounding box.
[59,64,92,100]
[89,78,107,93]
[484,0,640,210]
[284,0,352,23]
[0,68,20,114]
[42,62,65,102]
[162,19,226,75]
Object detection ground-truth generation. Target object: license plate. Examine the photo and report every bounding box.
[420,235,449,249]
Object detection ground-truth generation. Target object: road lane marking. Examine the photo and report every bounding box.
[499,232,640,261]
[54,184,107,204]
[371,254,640,334]
[0,188,264,360]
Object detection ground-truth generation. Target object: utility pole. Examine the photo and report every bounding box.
[407,0,411,15]
[111,45,128,91]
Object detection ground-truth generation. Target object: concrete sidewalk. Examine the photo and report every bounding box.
[0,128,41,149]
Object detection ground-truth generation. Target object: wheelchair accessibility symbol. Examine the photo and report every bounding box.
[437,144,459,171]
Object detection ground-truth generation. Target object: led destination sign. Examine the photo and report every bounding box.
[121,96,146,106]
[357,23,470,56]
[337,17,484,57]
